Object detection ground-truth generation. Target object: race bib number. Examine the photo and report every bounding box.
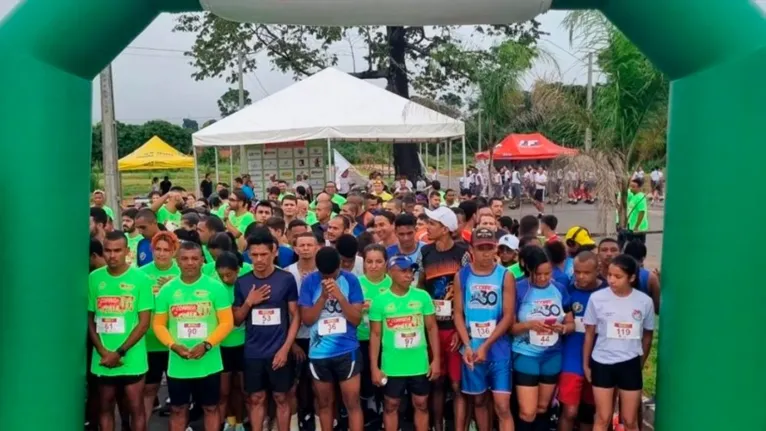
[177,321,208,339]
[96,317,125,334]
[394,331,422,349]
[470,320,496,339]
[318,317,347,336]
[575,317,586,333]
[252,308,281,326]
[530,330,559,347]
[606,322,640,340]
[434,300,452,318]
[363,314,370,326]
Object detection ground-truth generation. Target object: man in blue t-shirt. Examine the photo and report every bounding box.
[298,247,365,431]
[134,208,162,266]
[558,251,604,431]
[386,213,424,283]
[233,232,300,431]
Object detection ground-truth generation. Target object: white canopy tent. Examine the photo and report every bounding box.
[191,67,466,190]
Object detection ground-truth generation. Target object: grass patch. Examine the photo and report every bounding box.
[642,317,659,397]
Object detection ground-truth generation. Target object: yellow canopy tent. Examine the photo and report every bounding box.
[118,136,194,171]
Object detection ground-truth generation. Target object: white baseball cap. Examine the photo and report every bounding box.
[498,234,520,251]
[424,206,459,232]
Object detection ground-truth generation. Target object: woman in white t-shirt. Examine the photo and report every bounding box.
[583,254,655,431]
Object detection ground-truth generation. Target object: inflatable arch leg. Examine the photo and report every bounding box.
[2,0,766,429]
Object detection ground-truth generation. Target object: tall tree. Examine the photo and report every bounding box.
[174,16,544,179]
[217,87,252,117]
[182,118,199,131]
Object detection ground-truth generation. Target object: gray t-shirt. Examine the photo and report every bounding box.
[287,263,313,339]
[583,288,655,364]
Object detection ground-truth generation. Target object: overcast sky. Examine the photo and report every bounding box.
[1,0,595,125]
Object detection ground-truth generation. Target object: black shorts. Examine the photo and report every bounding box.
[244,357,295,394]
[534,189,545,202]
[295,339,311,385]
[96,374,145,387]
[167,373,221,407]
[359,341,373,399]
[221,345,244,373]
[384,375,430,399]
[308,348,363,383]
[590,356,642,391]
[146,351,169,385]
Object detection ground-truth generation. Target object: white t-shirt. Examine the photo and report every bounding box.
[511,170,521,184]
[286,263,314,339]
[583,288,656,364]
[650,170,662,182]
[337,177,351,194]
[534,173,547,190]
[352,255,364,277]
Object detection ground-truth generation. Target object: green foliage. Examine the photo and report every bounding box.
[218,87,252,117]
[91,120,193,164]
[182,118,199,131]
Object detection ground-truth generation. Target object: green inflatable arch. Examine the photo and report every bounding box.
[1,0,764,429]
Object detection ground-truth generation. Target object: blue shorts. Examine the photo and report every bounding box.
[512,352,562,386]
[461,359,512,395]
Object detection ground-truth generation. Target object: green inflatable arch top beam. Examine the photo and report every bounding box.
[2,0,766,429]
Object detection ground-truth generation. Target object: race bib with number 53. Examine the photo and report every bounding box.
[252,308,281,326]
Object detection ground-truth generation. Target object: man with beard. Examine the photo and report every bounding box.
[122,208,142,267]
[226,190,256,244]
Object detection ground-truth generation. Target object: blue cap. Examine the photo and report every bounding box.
[387,255,419,271]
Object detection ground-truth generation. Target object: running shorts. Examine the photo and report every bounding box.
[167,372,221,407]
[534,189,545,202]
[308,348,362,383]
[558,372,594,405]
[590,356,642,391]
[146,351,169,385]
[512,352,561,386]
[461,358,512,394]
[384,375,430,399]
[437,329,462,383]
[244,356,295,394]
[96,373,145,387]
[221,345,244,373]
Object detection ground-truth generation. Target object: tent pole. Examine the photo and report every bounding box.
[193,146,200,198]
[327,138,333,184]
[461,135,467,180]
[436,142,440,180]
[229,146,234,187]
[214,147,219,185]
[425,143,429,175]
[447,140,452,189]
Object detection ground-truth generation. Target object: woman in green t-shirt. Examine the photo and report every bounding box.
[215,252,248,431]
[358,244,392,413]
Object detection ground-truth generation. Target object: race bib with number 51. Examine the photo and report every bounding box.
[96,316,125,334]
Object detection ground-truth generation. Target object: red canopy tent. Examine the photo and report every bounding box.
[475,133,577,160]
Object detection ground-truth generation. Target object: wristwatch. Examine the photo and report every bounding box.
[203,342,213,351]
[117,348,127,357]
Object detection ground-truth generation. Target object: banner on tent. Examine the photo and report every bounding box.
[246,141,327,199]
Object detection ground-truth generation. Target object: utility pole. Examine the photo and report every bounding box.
[100,64,121,220]
[238,50,247,177]
[585,51,594,150]
[478,109,482,153]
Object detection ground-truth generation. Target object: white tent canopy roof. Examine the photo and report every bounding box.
[192,67,465,147]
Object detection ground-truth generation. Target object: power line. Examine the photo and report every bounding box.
[126,45,188,53]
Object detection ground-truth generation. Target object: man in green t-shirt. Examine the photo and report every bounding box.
[226,189,256,240]
[150,189,183,231]
[122,208,143,267]
[88,230,154,431]
[624,178,649,248]
[152,242,234,431]
[369,255,440,431]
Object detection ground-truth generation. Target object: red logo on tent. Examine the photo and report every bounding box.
[518,140,540,148]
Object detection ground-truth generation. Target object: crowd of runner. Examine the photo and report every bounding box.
[87,176,660,431]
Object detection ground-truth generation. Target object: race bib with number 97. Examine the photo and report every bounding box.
[177,321,208,339]
[394,331,422,349]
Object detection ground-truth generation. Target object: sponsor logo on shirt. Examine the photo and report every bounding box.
[170,302,212,318]
[385,303,397,313]
[98,282,107,290]
[97,296,135,312]
[407,301,422,311]
[572,302,584,314]
[385,315,422,329]
[119,283,135,291]
[632,309,642,321]
[194,290,210,298]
